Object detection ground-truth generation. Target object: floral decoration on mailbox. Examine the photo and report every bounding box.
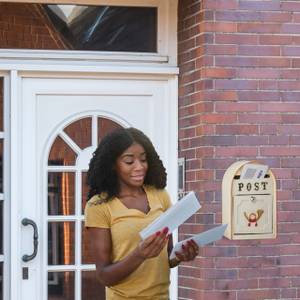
[222,161,277,240]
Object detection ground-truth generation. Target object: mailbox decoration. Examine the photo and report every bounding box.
[222,161,277,240]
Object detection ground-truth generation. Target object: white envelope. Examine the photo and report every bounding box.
[240,164,269,180]
[139,191,201,240]
[170,224,228,259]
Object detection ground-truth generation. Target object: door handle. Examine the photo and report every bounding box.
[22,218,39,262]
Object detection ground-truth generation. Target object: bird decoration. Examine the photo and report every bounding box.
[244,209,264,227]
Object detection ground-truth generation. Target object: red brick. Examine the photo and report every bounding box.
[282,23,300,34]
[215,79,258,90]
[237,136,269,145]
[200,113,237,123]
[237,68,280,79]
[238,45,280,56]
[238,23,281,33]
[216,102,258,112]
[259,34,293,45]
[216,33,258,44]
[201,67,236,78]
[202,0,238,10]
[215,146,257,157]
[202,21,237,33]
[205,44,237,55]
[239,0,281,11]
[202,90,238,101]
[237,289,280,300]
[260,103,300,112]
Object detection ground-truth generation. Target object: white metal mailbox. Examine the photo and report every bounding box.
[222,161,277,240]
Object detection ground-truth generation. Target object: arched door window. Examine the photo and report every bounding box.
[47,115,122,300]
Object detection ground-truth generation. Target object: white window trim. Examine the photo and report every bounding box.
[0,72,11,300]
[1,0,178,66]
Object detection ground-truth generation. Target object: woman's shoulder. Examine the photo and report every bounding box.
[144,184,168,195]
[86,192,110,207]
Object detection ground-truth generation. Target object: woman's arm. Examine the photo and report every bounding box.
[88,227,169,286]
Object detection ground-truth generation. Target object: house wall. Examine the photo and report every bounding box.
[178,0,300,299]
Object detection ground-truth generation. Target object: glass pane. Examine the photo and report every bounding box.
[64,117,92,150]
[82,222,95,265]
[82,172,88,214]
[0,201,2,255]
[48,136,77,166]
[0,140,2,193]
[48,172,75,216]
[0,78,3,131]
[82,271,105,300]
[0,262,2,300]
[98,117,123,144]
[48,271,74,300]
[43,5,157,52]
[48,222,75,265]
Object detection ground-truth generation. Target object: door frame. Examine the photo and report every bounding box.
[10,67,179,300]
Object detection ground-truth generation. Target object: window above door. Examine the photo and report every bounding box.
[0,0,178,65]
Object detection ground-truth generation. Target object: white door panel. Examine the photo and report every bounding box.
[18,76,177,300]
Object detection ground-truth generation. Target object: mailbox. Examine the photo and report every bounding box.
[222,161,276,240]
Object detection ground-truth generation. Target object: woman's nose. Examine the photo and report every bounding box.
[134,160,144,170]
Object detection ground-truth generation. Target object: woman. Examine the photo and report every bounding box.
[85,127,198,300]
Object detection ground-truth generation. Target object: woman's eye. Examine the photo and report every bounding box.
[124,161,133,165]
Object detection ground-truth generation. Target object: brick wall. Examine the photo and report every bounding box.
[178,1,300,299]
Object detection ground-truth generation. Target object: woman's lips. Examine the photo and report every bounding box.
[131,175,145,181]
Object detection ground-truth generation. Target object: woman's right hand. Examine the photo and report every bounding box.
[135,227,169,260]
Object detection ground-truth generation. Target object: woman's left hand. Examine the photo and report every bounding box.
[174,239,199,263]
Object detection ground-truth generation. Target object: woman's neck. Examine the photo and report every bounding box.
[118,184,145,198]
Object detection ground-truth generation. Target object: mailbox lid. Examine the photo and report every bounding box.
[233,194,273,235]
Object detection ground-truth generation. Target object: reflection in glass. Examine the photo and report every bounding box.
[43,5,157,52]
[48,222,75,265]
[0,140,2,194]
[82,271,105,300]
[98,117,122,144]
[48,136,77,166]
[64,117,92,150]
[0,201,2,255]
[48,271,74,300]
[82,222,95,265]
[82,172,88,214]
[48,172,75,216]
[0,262,2,300]
[0,78,3,131]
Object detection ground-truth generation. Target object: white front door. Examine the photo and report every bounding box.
[15,75,177,300]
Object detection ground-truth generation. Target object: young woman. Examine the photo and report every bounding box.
[85,127,198,300]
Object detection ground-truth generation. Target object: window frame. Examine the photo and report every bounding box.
[0,0,178,66]
[0,72,10,300]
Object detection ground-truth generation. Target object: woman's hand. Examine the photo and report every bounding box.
[174,239,199,264]
[135,227,170,260]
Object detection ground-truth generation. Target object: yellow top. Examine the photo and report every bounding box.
[84,185,172,300]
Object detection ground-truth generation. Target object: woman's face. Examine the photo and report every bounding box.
[115,143,148,188]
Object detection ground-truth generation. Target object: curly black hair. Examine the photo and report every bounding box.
[87,127,167,201]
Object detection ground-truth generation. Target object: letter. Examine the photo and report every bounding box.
[261,181,268,190]
[246,183,252,191]
[238,182,244,192]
